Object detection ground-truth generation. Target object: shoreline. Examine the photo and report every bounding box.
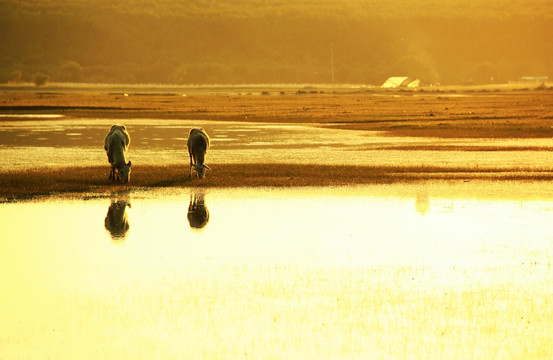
[2,163,553,202]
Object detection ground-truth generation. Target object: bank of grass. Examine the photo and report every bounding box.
[1,163,553,202]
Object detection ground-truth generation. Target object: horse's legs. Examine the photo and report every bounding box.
[189,152,194,179]
[109,165,116,182]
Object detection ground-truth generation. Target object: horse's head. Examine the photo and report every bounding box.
[118,161,132,183]
[194,163,211,179]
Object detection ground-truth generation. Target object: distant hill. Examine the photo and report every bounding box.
[1,0,552,85]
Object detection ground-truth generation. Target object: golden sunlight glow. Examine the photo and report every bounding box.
[2,0,552,85]
[1,185,552,359]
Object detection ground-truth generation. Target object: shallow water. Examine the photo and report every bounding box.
[1,183,552,359]
[2,116,553,170]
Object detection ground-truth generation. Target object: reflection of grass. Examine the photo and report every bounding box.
[230,266,553,359]
[2,163,553,201]
[147,265,552,358]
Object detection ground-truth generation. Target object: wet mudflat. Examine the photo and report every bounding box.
[2,116,553,173]
[1,184,552,359]
[3,115,553,201]
[2,89,553,174]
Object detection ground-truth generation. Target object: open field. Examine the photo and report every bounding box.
[2,87,553,200]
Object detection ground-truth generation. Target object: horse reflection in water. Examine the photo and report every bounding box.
[188,192,209,229]
[105,198,131,240]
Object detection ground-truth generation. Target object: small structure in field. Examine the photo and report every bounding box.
[381,77,424,88]
[519,76,549,83]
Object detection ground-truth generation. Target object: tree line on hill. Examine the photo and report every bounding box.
[1,0,552,85]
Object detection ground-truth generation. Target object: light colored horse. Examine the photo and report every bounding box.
[104,125,132,183]
[187,128,211,179]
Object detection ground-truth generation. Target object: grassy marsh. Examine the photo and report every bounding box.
[2,88,553,200]
[1,163,553,202]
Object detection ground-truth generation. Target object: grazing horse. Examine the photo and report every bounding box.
[104,125,132,183]
[187,128,211,179]
[187,191,209,229]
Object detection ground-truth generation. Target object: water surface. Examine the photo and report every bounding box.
[2,117,553,170]
[1,183,552,359]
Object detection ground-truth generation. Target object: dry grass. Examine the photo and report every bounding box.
[2,163,552,202]
[3,90,553,138]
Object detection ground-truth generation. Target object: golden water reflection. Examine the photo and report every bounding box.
[3,118,553,172]
[104,197,131,240]
[1,182,552,359]
[187,191,209,230]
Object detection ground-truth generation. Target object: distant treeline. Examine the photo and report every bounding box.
[1,0,552,85]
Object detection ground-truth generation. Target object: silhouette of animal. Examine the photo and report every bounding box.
[104,125,132,183]
[187,128,211,179]
[104,199,131,239]
[187,192,209,229]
